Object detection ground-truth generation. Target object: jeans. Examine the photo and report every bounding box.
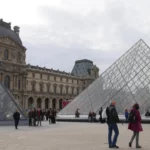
[29,118,32,126]
[108,123,119,147]
[130,132,139,147]
[14,119,19,129]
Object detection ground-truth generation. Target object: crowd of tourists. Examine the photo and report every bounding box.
[28,108,57,126]
[13,108,57,129]
[13,101,145,149]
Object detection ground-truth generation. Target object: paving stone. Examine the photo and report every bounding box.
[0,122,149,150]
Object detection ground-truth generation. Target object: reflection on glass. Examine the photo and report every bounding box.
[59,40,150,115]
[0,84,26,120]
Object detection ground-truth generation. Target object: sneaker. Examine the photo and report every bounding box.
[112,145,119,149]
[129,142,132,147]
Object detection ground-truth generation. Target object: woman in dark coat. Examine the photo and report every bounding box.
[128,103,143,148]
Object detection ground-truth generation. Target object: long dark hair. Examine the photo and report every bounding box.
[132,103,139,110]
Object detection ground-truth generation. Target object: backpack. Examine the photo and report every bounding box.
[128,110,136,123]
[102,108,107,119]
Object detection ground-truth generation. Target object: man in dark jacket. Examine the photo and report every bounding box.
[51,109,57,124]
[13,110,20,129]
[106,101,119,148]
[37,108,42,126]
[49,108,52,124]
[28,109,32,126]
[99,107,103,123]
[32,108,37,126]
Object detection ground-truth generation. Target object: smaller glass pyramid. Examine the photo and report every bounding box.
[0,83,26,120]
[59,39,150,115]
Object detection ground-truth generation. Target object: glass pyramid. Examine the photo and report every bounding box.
[0,83,26,120]
[59,39,150,115]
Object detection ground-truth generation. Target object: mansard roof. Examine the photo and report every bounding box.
[0,19,22,46]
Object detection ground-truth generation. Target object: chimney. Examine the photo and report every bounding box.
[13,26,20,36]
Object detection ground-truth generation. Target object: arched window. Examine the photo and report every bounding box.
[4,49,9,60]
[37,97,42,108]
[28,97,34,108]
[4,75,10,89]
[59,99,63,110]
[52,98,56,109]
[45,98,49,109]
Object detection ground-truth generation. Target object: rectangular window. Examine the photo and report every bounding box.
[18,80,21,89]
[15,76,17,87]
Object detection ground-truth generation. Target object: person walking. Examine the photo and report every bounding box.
[37,108,42,126]
[124,109,129,123]
[128,103,143,148]
[13,110,20,129]
[49,108,52,124]
[106,101,119,148]
[32,108,37,126]
[28,109,32,126]
[51,109,57,124]
[99,107,103,123]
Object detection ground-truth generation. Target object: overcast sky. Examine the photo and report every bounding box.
[1,0,150,74]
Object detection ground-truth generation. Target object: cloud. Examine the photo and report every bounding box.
[3,0,150,74]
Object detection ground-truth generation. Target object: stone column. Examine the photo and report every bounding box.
[22,77,26,91]
[56,98,59,110]
[49,98,52,108]
[24,96,28,109]
[12,75,15,89]
[34,98,37,108]
[16,75,18,88]
[41,99,45,109]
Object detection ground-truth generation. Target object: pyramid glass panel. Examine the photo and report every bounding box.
[0,83,26,120]
[59,40,150,115]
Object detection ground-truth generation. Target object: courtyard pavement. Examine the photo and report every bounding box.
[0,122,149,150]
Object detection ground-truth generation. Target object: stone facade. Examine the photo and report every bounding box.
[0,19,99,110]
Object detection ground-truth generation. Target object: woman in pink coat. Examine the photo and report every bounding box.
[128,103,143,148]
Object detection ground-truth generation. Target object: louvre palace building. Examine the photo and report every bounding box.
[0,19,99,110]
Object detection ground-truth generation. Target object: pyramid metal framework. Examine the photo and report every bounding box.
[59,39,150,115]
[0,83,26,120]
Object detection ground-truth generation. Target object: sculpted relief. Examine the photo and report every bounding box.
[0,37,19,47]
[3,64,12,71]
